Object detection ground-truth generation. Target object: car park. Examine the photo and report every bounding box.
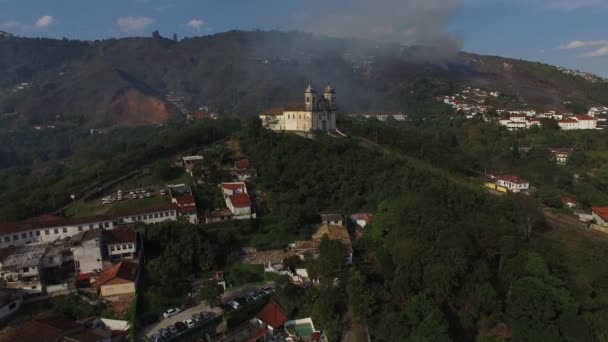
[184,319,195,328]
[163,308,181,318]
[175,321,187,332]
[158,328,171,338]
[169,325,178,335]
[151,333,164,342]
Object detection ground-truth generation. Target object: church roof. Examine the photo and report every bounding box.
[284,103,307,111]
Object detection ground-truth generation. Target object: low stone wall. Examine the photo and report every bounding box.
[590,224,608,234]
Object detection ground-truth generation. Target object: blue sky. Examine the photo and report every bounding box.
[1,0,607,76]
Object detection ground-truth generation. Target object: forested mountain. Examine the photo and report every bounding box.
[1,30,607,128]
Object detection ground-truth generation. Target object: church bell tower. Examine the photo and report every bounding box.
[305,81,317,111]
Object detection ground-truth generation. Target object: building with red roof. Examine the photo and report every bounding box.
[256,302,288,334]
[92,260,139,301]
[561,196,577,209]
[592,207,608,227]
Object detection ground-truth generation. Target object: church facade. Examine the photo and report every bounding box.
[259,83,337,133]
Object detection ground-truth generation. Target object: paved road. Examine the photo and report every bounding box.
[142,302,221,339]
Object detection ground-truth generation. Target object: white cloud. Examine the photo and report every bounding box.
[186,19,205,30]
[559,40,608,49]
[116,16,155,31]
[35,15,54,28]
[1,20,20,29]
[580,46,608,57]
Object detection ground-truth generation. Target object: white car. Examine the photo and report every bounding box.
[229,301,240,310]
[184,319,195,328]
[163,308,181,318]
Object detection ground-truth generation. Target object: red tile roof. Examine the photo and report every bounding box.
[592,207,608,222]
[0,215,112,235]
[92,260,138,288]
[174,195,195,206]
[229,193,251,208]
[105,226,137,244]
[560,118,578,123]
[561,196,577,205]
[350,213,374,224]
[234,159,251,170]
[222,182,247,191]
[284,103,307,111]
[178,205,197,215]
[257,302,287,329]
[495,174,527,184]
[575,115,596,121]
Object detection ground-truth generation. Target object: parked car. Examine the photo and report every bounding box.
[229,301,240,310]
[249,293,260,301]
[160,190,167,196]
[158,328,171,337]
[163,308,181,318]
[169,325,179,335]
[151,333,164,342]
[184,319,196,328]
[192,313,203,323]
[175,321,188,332]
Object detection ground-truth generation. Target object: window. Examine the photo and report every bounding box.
[98,224,102,228]
[29,232,33,237]
[160,213,164,218]
[105,222,109,228]
[8,302,16,310]
[131,216,136,221]
[22,267,28,272]
[154,213,159,218]
[21,233,26,239]
[117,245,122,250]
[45,230,50,235]
[110,246,115,251]
[299,114,302,119]
[12,235,17,241]
[128,244,133,249]
[4,237,9,242]
[78,226,83,232]
[137,216,141,221]
[48,257,54,263]
[36,231,40,236]
[96,259,100,262]
[89,224,93,229]
[54,229,59,234]
[62,228,67,233]
[122,244,127,249]
[31,286,37,289]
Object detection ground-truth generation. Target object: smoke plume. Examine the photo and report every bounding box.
[294,0,463,59]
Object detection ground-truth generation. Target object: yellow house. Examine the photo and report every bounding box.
[92,260,139,301]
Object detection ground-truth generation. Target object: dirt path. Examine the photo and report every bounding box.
[543,208,608,243]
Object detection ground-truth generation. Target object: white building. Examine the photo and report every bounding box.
[490,175,530,193]
[105,226,138,262]
[0,245,47,295]
[71,229,104,275]
[259,83,337,133]
[559,116,597,130]
[220,183,253,220]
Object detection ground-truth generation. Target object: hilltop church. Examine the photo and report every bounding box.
[259,82,337,133]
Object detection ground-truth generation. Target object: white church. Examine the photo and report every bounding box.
[259,82,337,133]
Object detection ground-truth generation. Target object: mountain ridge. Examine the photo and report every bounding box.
[0,30,607,128]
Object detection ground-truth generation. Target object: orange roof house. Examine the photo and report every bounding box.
[257,302,288,331]
[92,261,139,300]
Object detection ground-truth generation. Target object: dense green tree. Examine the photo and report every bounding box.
[199,279,224,308]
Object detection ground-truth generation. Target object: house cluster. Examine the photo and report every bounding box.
[550,148,573,165]
[346,112,408,122]
[168,183,199,224]
[440,86,500,118]
[0,203,178,301]
[242,213,373,285]
[485,174,530,194]
[498,110,602,131]
[557,66,607,83]
[4,316,130,342]
[206,181,255,223]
